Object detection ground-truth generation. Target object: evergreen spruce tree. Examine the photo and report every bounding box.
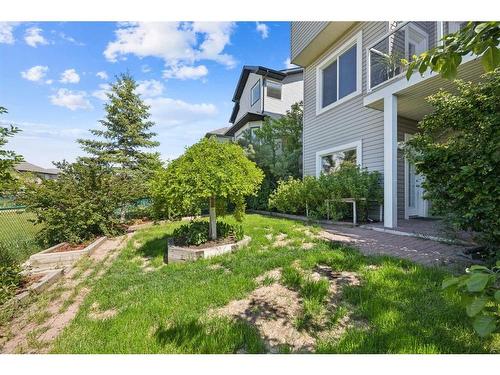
[78,73,160,212]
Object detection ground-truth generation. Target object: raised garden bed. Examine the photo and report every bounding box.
[27,236,107,270]
[165,235,251,263]
[14,268,64,302]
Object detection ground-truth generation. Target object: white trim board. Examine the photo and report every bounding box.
[315,30,363,116]
[315,140,363,177]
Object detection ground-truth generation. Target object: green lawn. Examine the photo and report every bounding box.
[0,209,43,263]
[52,214,498,353]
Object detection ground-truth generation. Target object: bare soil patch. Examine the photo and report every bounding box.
[212,283,315,353]
[88,302,118,321]
[212,264,365,353]
[17,274,44,294]
[47,243,86,253]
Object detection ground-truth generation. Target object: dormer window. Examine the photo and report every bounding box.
[251,80,261,106]
[266,80,282,100]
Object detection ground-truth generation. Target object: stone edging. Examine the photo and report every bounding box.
[27,236,107,270]
[166,235,251,263]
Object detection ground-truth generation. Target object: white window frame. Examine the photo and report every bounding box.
[315,140,363,177]
[266,79,282,100]
[316,31,363,116]
[404,23,429,60]
[250,80,261,106]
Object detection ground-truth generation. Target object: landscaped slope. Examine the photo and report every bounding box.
[52,215,498,353]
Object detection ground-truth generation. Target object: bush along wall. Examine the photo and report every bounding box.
[268,163,382,222]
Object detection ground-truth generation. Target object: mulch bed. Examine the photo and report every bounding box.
[47,243,87,253]
[16,274,44,294]
[174,235,237,250]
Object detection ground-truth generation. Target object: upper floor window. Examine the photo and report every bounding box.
[316,31,362,114]
[266,80,282,100]
[251,80,261,106]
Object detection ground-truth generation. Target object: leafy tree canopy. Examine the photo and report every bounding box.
[0,106,23,193]
[152,138,264,238]
[405,22,500,80]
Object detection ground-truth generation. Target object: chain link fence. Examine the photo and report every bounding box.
[0,204,43,264]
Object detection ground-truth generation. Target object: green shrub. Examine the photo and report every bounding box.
[172,220,243,246]
[269,163,382,221]
[405,70,500,257]
[19,159,126,245]
[442,262,500,337]
[0,247,23,305]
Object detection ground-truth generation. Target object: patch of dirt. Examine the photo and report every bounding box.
[213,264,365,353]
[255,268,282,284]
[317,231,354,244]
[366,264,381,271]
[273,233,291,248]
[88,302,118,321]
[211,283,315,353]
[47,243,86,253]
[17,274,44,293]
[301,242,315,250]
[208,264,231,273]
[295,227,315,237]
[265,233,273,241]
[0,233,131,353]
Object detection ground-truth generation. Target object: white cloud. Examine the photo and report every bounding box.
[45,79,53,85]
[59,32,84,46]
[21,65,49,82]
[50,88,92,111]
[104,22,236,76]
[96,71,108,80]
[59,68,80,84]
[255,22,269,39]
[135,79,164,98]
[163,65,208,80]
[141,64,151,73]
[284,57,298,69]
[145,97,217,127]
[0,22,17,44]
[91,83,111,101]
[24,26,48,47]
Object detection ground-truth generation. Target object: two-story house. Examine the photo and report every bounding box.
[290,21,482,229]
[206,65,303,141]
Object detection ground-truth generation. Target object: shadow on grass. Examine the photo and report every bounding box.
[135,236,169,259]
[154,317,266,354]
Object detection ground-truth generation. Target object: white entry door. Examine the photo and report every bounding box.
[405,134,428,218]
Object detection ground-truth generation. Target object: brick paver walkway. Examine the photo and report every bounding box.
[319,224,476,268]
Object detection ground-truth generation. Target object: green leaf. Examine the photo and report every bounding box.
[468,265,490,272]
[466,296,488,317]
[472,315,497,337]
[481,46,500,72]
[442,276,459,289]
[495,290,500,303]
[466,273,490,292]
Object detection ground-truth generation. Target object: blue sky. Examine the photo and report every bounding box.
[0,21,293,167]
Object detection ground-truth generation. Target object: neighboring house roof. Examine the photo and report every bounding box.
[225,111,282,136]
[229,65,303,124]
[15,162,60,175]
[204,126,231,138]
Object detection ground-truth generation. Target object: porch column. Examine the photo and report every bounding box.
[383,94,398,228]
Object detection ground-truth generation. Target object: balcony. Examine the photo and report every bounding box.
[367,21,467,91]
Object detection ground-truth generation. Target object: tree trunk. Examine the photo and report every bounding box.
[209,195,217,240]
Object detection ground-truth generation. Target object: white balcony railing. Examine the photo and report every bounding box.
[367,21,467,91]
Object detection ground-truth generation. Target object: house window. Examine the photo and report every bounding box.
[405,24,428,60]
[266,80,282,100]
[251,80,261,106]
[317,31,362,113]
[249,126,260,139]
[315,140,362,177]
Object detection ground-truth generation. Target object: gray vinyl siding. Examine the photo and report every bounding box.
[291,22,329,61]
[397,117,419,219]
[234,73,262,124]
[303,22,389,179]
